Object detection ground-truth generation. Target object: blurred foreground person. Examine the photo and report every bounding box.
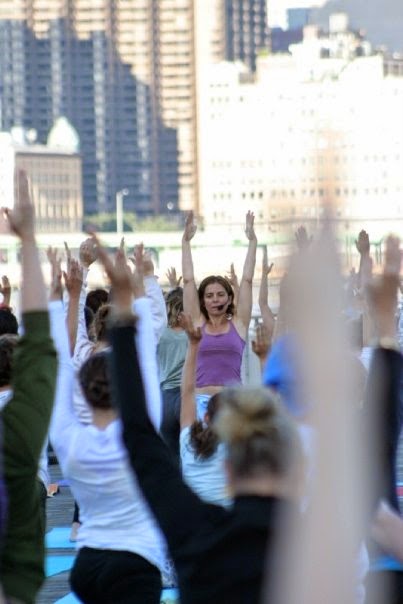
[363,235,403,604]
[97,236,303,604]
[0,170,57,604]
[265,220,401,604]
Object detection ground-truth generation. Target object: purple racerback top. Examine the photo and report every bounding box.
[196,321,245,387]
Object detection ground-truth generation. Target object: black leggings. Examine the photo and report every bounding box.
[160,387,181,464]
[70,547,162,604]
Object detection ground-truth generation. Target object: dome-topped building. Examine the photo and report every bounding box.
[47,117,80,153]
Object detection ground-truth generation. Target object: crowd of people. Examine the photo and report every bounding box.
[0,169,402,604]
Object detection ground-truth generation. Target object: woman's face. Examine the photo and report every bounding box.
[203,282,231,317]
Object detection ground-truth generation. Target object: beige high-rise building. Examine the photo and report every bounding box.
[0,0,200,214]
[0,0,269,217]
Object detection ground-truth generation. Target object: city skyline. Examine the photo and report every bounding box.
[0,0,269,220]
[198,15,403,245]
[0,1,401,232]
[270,0,403,52]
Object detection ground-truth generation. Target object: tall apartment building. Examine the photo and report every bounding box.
[198,16,403,243]
[0,0,269,218]
[225,0,269,71]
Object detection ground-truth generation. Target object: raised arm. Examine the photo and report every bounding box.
[95,235,212,556]
[8,171,47,313]
[131,243,162,430]
[143,251,167,342]
[166,266,182,290]
[182,211,201,323]
[236,211,257,329]
[1,170,57,603]
[48,298,77,464]
[0,275,11,309]
[356,230,373,292]
[364,235,402,513]
[179,314,202,429]
[226,263,239,308]
[259,246,275,338]
[64,259,84,356]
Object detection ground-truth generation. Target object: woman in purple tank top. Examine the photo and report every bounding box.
[182,210,257,400]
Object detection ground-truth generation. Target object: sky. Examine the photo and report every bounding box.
[312,0,403,52]
[267,0,326,28]
[268,0,403,52]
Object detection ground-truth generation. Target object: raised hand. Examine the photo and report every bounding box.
[143,250,155,277]
[383,235,402,276]
[0,275,11,307]
[226,263,239,290]
[63,258,83,298]
[129,243,146,298]
[46,246,59,268]
[295,226,312,252]
[2,169,34,239]
[166,266,182,288]
[64,241,72,273]
[92,234,137,309]
[47,247,63,300]
[355,230,370,256]
[79,236,98,268]
[367,235,401,339]
[178,313,202,344]
[251,323,271,362]
[244,211,256,241]
[262,245,274,276]
[183,211,197,242]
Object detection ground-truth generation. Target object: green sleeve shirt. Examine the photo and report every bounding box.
[1,311,57,604]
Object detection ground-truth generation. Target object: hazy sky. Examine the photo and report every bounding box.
[268,0,326,28]
[312,0,403,52]
[268,0,403,52]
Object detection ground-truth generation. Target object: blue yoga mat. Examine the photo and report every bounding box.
[46,527,76,549]
[160,587,180,603]
[46,555,75,577]
[55,590,179,604]
[55,594,81,604]
[370,555,403,572]
[58,478,70,487]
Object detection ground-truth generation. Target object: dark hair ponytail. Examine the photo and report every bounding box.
[189,421,219,459]
[189,394,220,459]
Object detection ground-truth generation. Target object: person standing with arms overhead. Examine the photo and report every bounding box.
[181,211,257,416]
[0,170,57,604]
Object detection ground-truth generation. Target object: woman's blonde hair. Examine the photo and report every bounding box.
[165,287,184,328]
[213,387,301,480]
[92,303,112,342]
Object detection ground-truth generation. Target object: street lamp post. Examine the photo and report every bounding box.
[116,188,129,238]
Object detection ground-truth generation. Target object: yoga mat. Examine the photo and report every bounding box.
[370,555,403,572]
[58,478,70,487]
[161,587,180,603]
[46,527,76,549]
[55,594,82,604]
[46,555,75,577]
[54,588,179,604]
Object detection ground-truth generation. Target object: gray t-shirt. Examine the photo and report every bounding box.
[157,327,188,390]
